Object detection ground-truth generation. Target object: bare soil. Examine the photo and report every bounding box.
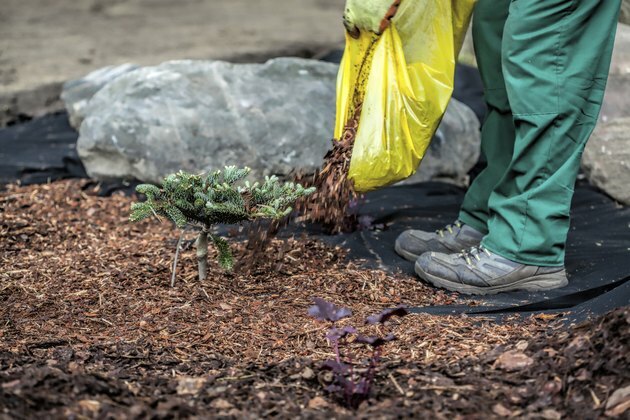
[0,0,345,125]
[1,180,629,418]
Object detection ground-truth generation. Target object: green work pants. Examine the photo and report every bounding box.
[459,0,621,266]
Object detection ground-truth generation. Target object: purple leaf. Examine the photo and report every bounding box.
[325,384,343,393]
[353,378,371,396]
[326,326,357,342]
[322,359,349,374]
[365,306,409,325]
[357,215,375,230]
[308,298,352,322]
[355,334,396,348]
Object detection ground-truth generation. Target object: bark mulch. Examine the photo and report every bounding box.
[1,180,628,418]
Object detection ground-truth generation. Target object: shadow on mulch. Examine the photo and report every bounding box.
[1,308,627,418]
[2,106,628,322]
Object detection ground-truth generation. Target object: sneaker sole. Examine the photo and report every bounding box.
[414,262,569,296]
[394,241,420,262]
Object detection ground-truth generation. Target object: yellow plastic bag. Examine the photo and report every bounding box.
[335,0,476,193]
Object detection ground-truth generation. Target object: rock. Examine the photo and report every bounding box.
[400,99,481,187]
[76,58,338,183]
[540,409,562,420]
[210,398,233,410]
[583,24,630,204]
[301,367,315,380]
[492,403,513,417]
[77,400,102,416]
[72,57,480,186]
[601,24,630,122]
[515,341,529,351]
[61,63,139,129]
[459,25,476,67]
[606,385,630,417]
[493,350,534,372]
[307,396,329,410]
[621,0,630,26]
[582,23,630,205]
[600,74,630,122]
[610,24,630,76]
[176,377,206,395]
[566,335,590,352]
[582,118,630,205]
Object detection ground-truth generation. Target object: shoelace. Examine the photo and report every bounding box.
[457,245,492,267]
[436,221,462,238]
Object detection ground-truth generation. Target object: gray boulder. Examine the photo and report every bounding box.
[61,63,140,129]
[77,58,338,183]
[71,57,481,186]
[622,0,630,26]
[582,118,630,205]
[584,23,630,206]
[601,24,630,122]
[403,99,480,186]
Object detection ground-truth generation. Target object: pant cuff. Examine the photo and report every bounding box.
[481,238,565,268]
[458,210,489,235]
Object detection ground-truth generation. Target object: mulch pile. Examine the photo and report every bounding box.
[1,180,628,418]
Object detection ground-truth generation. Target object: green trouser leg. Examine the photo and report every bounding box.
[461,0,621,266]
[458,0,514,235]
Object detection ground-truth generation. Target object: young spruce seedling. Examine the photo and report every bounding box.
[130,166,315,284]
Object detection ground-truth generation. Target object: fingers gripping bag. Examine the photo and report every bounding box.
[336,0,476,193]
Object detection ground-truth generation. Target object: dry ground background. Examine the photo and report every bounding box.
[0,0,345,125]
[2,0,628,126]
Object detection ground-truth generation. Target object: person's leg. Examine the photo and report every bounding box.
[394,0,512,262]
[458,0,515,235]
[482,0,621,266]
[415,0,621,294]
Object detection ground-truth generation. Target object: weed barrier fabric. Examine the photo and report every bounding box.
[0,112,86,186]
[1,112,628,322]
[307,182,630,322]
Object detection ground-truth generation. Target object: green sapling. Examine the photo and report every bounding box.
[130,166,315,284]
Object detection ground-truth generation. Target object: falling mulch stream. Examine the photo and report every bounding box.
[244,105,363,263]
[296,105,361,233]
[1,180,629,418]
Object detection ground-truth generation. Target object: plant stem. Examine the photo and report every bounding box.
[334,340,341,364]
[365,348,380,396]
[170,231,185,288]
[196,228,209,281]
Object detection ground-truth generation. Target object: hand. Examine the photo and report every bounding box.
[343,0,401,38]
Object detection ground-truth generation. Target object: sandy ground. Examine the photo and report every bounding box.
[1,1,628,127]
[0,0,345,125]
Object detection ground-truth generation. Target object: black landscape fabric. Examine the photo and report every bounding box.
[0,112,87,185]
[1,115,628,321]
[1,63,627,321]
[316,182,630,322]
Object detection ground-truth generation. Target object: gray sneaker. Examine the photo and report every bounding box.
[415,246,569,295]
[394,221,484,262]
